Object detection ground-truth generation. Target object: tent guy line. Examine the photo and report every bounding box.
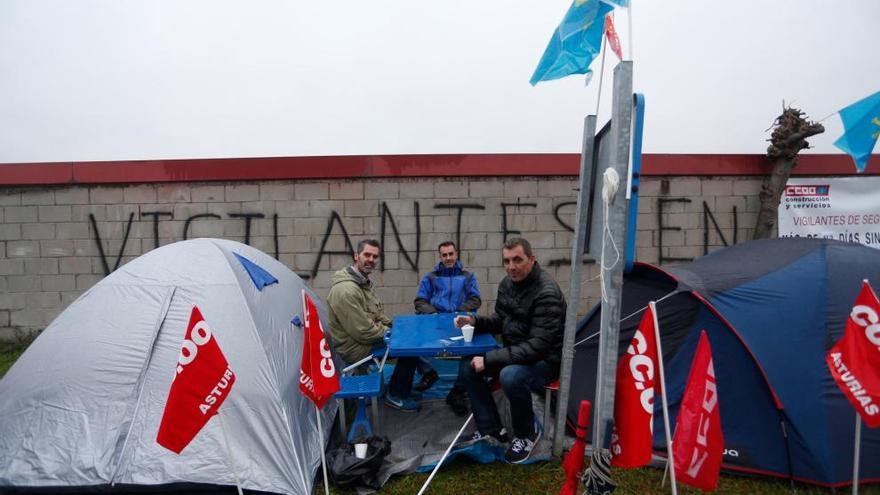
[574,289,678,348]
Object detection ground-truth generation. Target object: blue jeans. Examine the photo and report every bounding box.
[459,359,554,439]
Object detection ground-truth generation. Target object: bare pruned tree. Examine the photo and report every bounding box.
[753,105,825,239]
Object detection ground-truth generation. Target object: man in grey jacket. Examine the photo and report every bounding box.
[326,239,421,412]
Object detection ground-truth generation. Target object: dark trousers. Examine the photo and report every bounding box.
[416,357,435,374]
[459,359,554,439]
[416,357,466,396]
[387,357,420,398]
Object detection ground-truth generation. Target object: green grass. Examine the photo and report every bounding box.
[1,344,877,495]
[0,340,31,377]
[316,458,880,495]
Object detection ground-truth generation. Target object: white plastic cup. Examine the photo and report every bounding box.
[461,324,475,343]
[354,443,368,459]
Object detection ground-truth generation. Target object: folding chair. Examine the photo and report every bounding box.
[335,347,390,442]
[542,379,561,441]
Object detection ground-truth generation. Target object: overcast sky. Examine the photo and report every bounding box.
[1,0,877,163]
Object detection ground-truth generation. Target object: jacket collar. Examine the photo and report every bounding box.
[346,264,373,288]
[510,261,542,289]
[433,260,463,275]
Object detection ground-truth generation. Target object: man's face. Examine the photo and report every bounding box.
[354,244,380,276]
[439,245,458,269]
[502,245,535,282]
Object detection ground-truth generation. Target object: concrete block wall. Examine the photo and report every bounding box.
[0,175,764,341]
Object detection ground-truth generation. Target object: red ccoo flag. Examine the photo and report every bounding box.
[157,306,236,454]
[604,14,624,60]
[299,290,340,409]
[673,330,723,491]
[611,304,659,468]
[826,280,880,427]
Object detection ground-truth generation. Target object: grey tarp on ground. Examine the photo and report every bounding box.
[0,238,335,495]
[352,362,558,493]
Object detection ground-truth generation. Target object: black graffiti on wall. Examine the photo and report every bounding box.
[140,211,172,250]
[434,203,485,252]
[88,198,743,277]
[553,202,577,232]
[656,198,739,264]
[501,201,537,241]
[312,211,355,280]
[703,200,738,255]
[657,198,693,264]
[382,202,421,273]
[89,213,135,275]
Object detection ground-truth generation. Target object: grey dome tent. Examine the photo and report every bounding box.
[0,239,335,494]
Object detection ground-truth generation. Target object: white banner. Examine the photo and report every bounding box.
[778,177,880,248]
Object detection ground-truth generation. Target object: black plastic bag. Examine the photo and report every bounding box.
[327,436,391,490]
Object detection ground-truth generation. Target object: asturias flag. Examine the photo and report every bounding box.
[672,330,723,492]
[157,306,236,454]
[611,303,659,467]
[530,0,614,86]
[826,280,880,428]
[299,290,340,409]
[833,90,880,173]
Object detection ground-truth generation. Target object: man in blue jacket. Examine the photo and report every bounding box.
[413,241,481,414]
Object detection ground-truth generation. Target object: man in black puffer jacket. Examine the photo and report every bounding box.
[455,237,566,464]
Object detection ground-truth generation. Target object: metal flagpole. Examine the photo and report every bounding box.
[553,115,598,457]
[853,415,861,495]
[590,60,634,455]
[579,63,634,495]
[651,301,677,495]
[417,414,473,495]
[315,405,331,495]
[217,411,245,495]
[553,20,613,458]
[552,8,642,468]
[594,22,608,117]
[626,2,633,61]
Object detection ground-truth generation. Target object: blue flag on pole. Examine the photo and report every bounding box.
[833,90,880,173]
[529,0,615,86]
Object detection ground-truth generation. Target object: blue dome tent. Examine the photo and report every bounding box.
[570,237,880,487]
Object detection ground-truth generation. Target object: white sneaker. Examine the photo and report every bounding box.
[459,427,509,446]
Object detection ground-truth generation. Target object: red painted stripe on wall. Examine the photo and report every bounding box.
[0,153,876,185]
[644,154,879,176]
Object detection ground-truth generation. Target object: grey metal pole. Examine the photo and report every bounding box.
[854,414,861,495]
[552,115,598,457]
[590,61,633,452]
[417,414,473,495]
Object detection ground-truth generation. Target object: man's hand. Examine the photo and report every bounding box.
[471,356,485,373]
[454,314,475,328]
